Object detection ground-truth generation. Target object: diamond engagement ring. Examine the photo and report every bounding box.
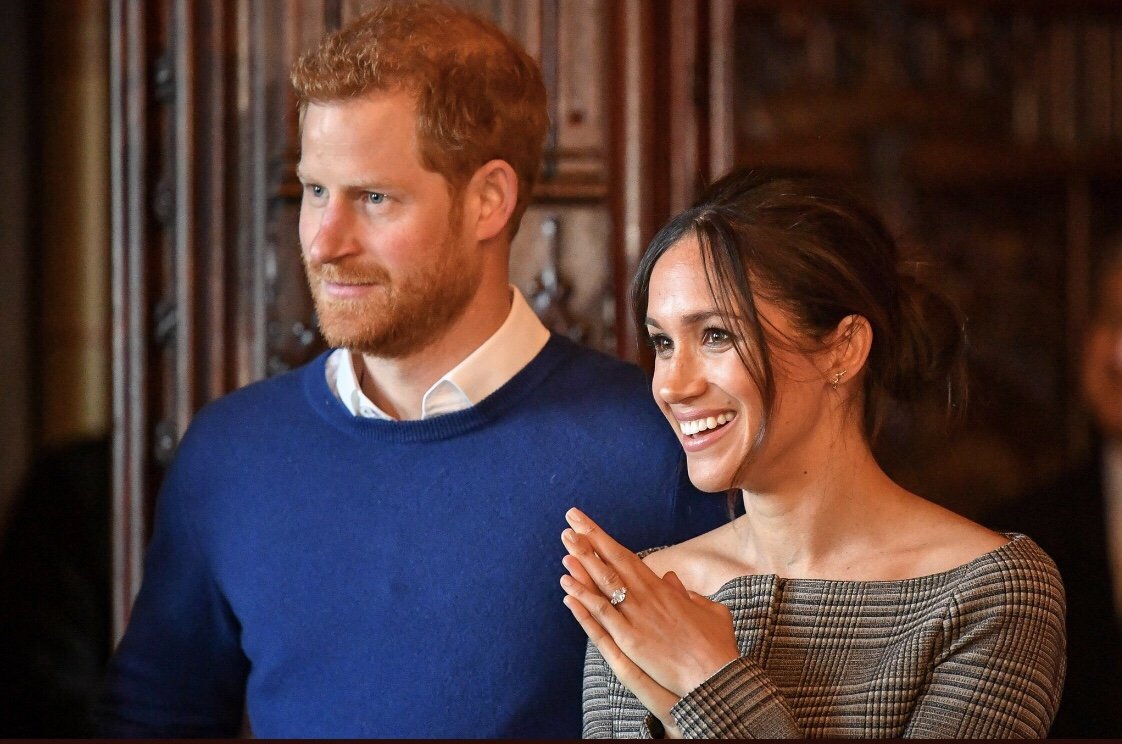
[609,587,628,606]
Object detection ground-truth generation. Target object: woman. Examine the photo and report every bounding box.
[559,170,1066,738]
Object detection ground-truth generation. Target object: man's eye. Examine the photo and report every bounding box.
[307,184,325,198]
[366,192,386,204]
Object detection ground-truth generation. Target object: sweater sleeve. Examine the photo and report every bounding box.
[96,428,249,737]
[901,541,1067,738]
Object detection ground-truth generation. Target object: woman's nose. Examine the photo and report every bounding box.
[655,352,707,403]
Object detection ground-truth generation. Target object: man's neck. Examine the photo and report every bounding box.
[357,286,513,420]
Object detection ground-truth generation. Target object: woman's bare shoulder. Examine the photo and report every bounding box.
[888,495,1010,577]
[641,520,750,594]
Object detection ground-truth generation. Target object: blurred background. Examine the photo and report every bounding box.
[2,0,1121,736]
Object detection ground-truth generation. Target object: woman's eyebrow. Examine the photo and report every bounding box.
[647,311,741,328]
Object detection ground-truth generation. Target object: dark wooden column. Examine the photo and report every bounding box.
[109,0,151,642]
[109,0,337,640]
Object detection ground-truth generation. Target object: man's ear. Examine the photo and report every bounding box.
[467,159,518,242]
[825,314,873,390]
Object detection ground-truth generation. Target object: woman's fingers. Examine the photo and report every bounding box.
[559,511,740,711]
[561,552,595,589]
[561,527,629,607]
[561,591,618,653]
[562,594,680,724]
[563,508,653,607]
[565,507,634,565]
[560,566,630,633]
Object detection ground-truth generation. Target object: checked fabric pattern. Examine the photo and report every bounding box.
[582,534,1066,739]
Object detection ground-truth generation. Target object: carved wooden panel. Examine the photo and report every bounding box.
[513,205,616,352]
[109,0,337,634]
[727,1,1122,163]
[452,0,617,354]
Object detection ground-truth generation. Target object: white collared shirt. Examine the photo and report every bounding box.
[1103,440,1122,619]
[324,286,551,420]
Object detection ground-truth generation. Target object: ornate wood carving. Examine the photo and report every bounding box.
[109,0,336,636]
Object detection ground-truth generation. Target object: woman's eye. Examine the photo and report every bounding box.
[703,328,731,346]
[366,192,386,205]
[647,333,672,355]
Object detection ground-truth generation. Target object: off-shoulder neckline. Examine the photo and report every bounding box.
[642,533,1039,598]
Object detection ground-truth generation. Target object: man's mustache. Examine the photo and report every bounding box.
[308,262,391,285]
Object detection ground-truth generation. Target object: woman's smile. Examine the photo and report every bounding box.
[674,410,738,452]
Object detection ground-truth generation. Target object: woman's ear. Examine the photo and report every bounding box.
[466,159,518,242]
[824,314,872,390]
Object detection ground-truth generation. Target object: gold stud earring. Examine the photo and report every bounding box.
[830,369,847,391]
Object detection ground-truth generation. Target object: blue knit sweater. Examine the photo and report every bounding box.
[99,336,723,738]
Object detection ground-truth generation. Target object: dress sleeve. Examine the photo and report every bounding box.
[96,428,249,737]
[901,541,1067,738]
[582,640,623,738]
[668,657,803,738]
[583,639,804,739]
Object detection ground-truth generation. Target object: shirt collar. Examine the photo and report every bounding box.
[328,286,550,420]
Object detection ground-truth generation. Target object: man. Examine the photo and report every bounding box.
[97,1,720,737]
[988,244,1122,737]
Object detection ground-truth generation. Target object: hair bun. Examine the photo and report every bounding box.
[883,266,968,414]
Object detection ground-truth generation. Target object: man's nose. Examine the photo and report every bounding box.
[307,202,360,264]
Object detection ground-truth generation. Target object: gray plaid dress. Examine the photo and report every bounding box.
[582,534,1066,738]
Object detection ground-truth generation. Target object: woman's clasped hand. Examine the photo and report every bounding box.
[561,507,739,737]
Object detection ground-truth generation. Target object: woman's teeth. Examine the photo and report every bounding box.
[679,412,735,437]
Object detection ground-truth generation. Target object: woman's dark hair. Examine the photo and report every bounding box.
[631,168,967,450]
